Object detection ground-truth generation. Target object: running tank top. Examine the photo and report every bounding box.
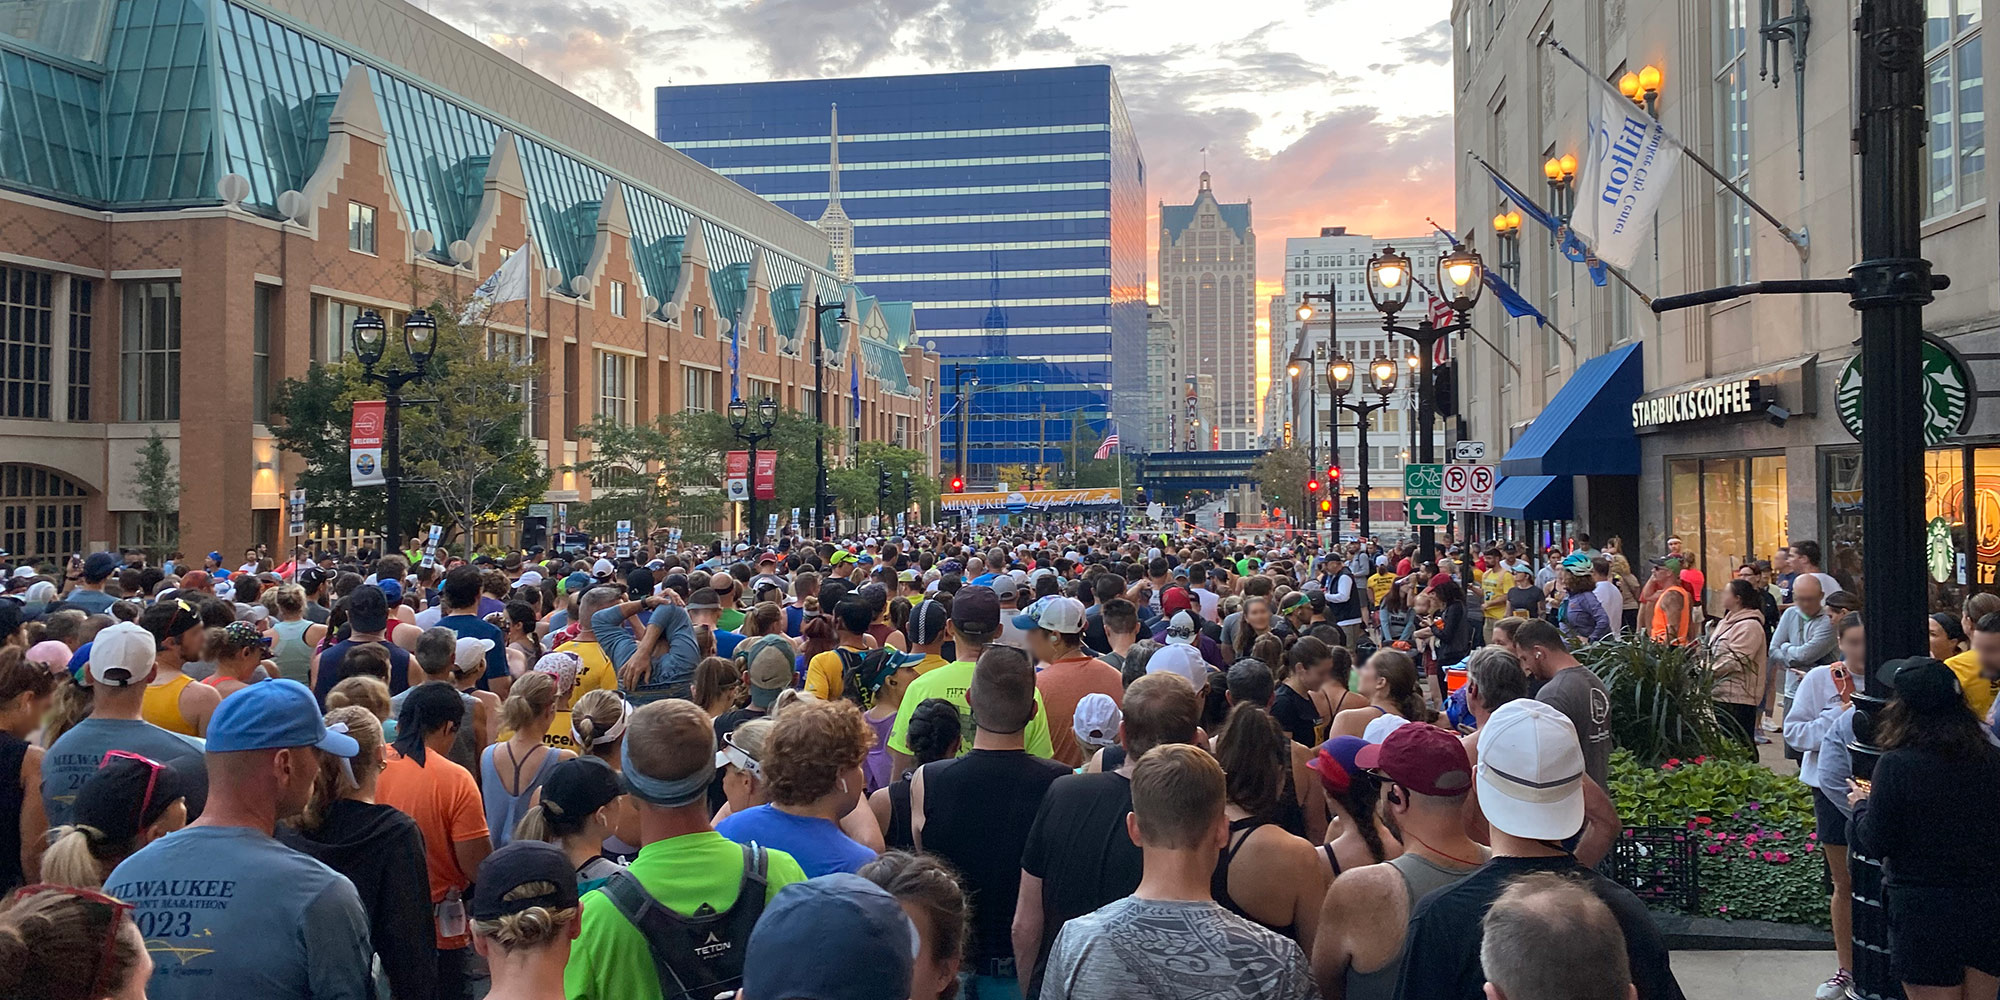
[142,673,198,735]
[885,779,914,851]
[1211,817,1298,940]
[269,619,314,684]
[1342,851,1488,1000]
[1650,584,1693,641]
[480,742,561,850]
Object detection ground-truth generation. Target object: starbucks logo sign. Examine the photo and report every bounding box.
[1837,337,1974,446]
[1928,517,1957,583]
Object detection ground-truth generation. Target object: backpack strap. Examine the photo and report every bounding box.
[602,869,704,999]
[725,843,770,941]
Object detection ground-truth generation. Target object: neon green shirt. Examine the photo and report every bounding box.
[886,658,1056,758]
[563,830,807,1000]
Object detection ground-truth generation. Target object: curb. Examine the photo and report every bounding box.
[1650,909,1834,951]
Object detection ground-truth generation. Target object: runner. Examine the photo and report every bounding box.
[482,672,575,848]
[379,681,493,997]
[717,697,876,875]
[1017,596,1121,768]
[40,752,189,889]
[136,599,219,736]
[888,586,1056,773]
[471,841,585,1000]
[42,622,208,828]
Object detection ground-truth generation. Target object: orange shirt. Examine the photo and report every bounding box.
[1035,655,1125,768]
[377,745,488,948]
[1650,584,1693,643]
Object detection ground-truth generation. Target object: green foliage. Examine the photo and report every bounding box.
[1608,751,1829,926]
[1577,634,1752,767]
[831,440,937,523]
[131,430,180,562]
[570,409,840,544]
[1251,447,1312,515]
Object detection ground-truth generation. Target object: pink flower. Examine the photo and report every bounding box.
[1768,831,1784,841]
[1808,832,1818,840]
[1762,851,1780,863]
[1666,758,1682,768]
[1694,755,1708,764]
[1717,905,1730,914]
[1747,801,1763,811]
[1687,821,1698,831]
[1744,834,1760,846]
[1804,842,1817,852]
[1706,844,1723,855]
[1695,816,1714,825]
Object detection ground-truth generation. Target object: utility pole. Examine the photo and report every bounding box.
[811,298,846,539]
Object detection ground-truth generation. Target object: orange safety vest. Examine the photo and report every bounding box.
[1650,583,1692,642]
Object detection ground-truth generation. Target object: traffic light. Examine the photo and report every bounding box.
[1306,478,1321,497]
[1328,464,1342,486]
[1319,497,1333,514]
[948,475,964,493]
[1345,495,1361,519]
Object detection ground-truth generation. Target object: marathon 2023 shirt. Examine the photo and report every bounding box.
[41,717,208,827]
[106,825,374,1000]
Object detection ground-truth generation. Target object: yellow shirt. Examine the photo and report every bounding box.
[1945,649,2000,720]
[554,638,619,697]
[1481,568,1512,620]
[805,645,868,701]
[910,653,951,675]
[1368,572,1397,604]
[142,673,199,736]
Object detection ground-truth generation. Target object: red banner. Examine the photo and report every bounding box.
[753,451,777,499]
[350,400,386,486]
[724,450,750,501]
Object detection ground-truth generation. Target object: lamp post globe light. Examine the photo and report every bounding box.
[1367,243,1484,561]
[1327,350,1399,541]
[351,307,437,554]
[729,394,779,545]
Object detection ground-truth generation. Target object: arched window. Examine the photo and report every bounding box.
[0,465,87,561]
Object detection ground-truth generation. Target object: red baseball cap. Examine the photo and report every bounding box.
[1355,722,1473,797]
[1161,586,1193,617]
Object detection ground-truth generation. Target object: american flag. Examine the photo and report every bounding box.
[1428,295,1453,365]
[1094,432,1119,460]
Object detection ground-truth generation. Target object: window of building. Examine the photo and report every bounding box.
[693,305,707,338]
[0,267,54,419]
[1926,0,1985,217]
[610,280,627,318]
[69,279,92,420]
[1669,454,1787,612]
[121,281,180,421]
[683,366,717,413]
[315,300,405,364]
[758,324,770,353]
[252,284,274,424]
[1827,445,2000,612]
[0,464,86,561]
[596,350,633,425]
[347,202,377,254]
[1717,0,1754,283]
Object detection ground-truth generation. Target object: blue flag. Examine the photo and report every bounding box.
[850,362,860,422]
[729,317,740,402]
[1483,270,1548,326]
[1476,158,1608,287]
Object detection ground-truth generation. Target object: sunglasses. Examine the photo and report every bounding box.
[100,750,165,831]
[13,883,133,995]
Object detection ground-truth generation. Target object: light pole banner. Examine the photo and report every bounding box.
[350,400,386,487]
[724,451,750,501]
[1572,74,1681,269]
[753,452,777,500]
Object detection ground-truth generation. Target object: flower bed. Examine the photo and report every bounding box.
[1606,750,1830,927]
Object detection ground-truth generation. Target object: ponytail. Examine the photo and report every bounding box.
[1214,701,1288,822]
[39,825,115,889]
[300,707,384,833]
[500,672,557,735]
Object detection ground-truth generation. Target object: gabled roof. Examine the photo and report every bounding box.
[709,261,751,326]
[1161,173,1252,243]
[771,283,804,345]
[876,301,915,350]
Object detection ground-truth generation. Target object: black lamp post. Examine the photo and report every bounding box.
[352,308,436,553]
[1365,243,1484,564]
[729,395,778,545]
[812,297,847,538]
[1329,353,1399,540]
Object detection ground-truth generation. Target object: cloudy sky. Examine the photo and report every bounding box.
[422,0,1458,297]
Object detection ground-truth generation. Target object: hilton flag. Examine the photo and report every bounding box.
[1569,57,1681,268]
[459,244,531,325]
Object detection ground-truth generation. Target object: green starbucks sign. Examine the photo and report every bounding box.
[1837,337,1975,446]
[1929,516,1956,584]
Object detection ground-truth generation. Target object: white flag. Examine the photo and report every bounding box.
[458,245,531,324]
[1571,76,1680,269]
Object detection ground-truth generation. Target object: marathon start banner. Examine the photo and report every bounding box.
[940,487,1122,512]
[350,400,385,487]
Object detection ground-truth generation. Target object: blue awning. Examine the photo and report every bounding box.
[1492,475,1575,520]
[1500,343,1644,477]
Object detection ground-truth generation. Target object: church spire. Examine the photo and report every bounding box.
[815,102,855,282]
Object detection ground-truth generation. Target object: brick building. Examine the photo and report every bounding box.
[0,0,937,562]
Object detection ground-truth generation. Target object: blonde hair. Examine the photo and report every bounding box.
[39,824,117,889]
[298,707,385,832]
[499,671,557,734]
[327,675,392,723]
[0,887,146,1000]
[1130,743,1226,850]
[469,881,579,950]
[570,689,626,755]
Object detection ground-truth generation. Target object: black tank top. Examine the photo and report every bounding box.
[1211,816,1298,940]
[0,732,25,893]
[919,749,1068,963]
[886,779,914,851]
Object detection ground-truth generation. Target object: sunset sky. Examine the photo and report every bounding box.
[423,0,1461,300]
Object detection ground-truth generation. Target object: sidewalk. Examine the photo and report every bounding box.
[1674,950,1831,999]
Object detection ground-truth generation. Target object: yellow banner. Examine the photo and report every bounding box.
[939,487,1122,510]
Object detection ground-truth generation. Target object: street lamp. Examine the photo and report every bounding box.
[1368,242,1484,562]
[352,308,437,553]
[1328,353,1399,540]
[811,297,846,538]
[1492,209,1523,284]
[1619,64,1663,114]
[728,395,778,544]
[1543,155,1578,220]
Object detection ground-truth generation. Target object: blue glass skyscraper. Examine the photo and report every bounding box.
[657,66,1147,482]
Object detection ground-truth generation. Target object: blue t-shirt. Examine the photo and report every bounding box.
[714,628,746,658]
[42,717,207,827]
[716,804,874,877]
[784,605,805,638]
[436,614,509,686]
[63,588,117,615]
[106,826,373,1000]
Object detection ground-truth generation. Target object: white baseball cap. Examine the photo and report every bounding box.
[87,622,156,688]
[455,636,496,671]
[1162,610,1200,645]
[1072,692,1122,748]
[1474,699,1586,841]
[1014,595,1085,635]
[1144,643,1208,688]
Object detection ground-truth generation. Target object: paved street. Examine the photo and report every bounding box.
[1675,950,1830,1000]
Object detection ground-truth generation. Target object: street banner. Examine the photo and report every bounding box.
[753,451,777,500]
[940,488,1123,512]
[616,520,633,558]
[724,451,750,501]
[287,489,307,538]
[1572,68,1681,268]
[350,400,386,486]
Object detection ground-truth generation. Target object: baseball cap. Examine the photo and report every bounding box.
[518,570,544,588]
[214,621,274,659]
[206,678,360,757]
[860,651,926,695]
[74,752,191,846]
[87,622,157,688]
[179,569,212,592]
[1013,595,1085,635]
[1072,692,1122,748]
[538,756,626,823]
[1355,721,1473,797]
[1309,735,1370,796]
[746,640,797,708]
[1650,555,1682,572]
[298,566,329,591]
[1161,587,1193,617]
[830,550,856,566]
[82,551,120,581]
[592,558,615,579]
[626,567,656,601]
[907,601,949,646]
[950,585,1001,633]
[1475,699,1586,840]
[1143,642,1208,687]
[742,873,918,1000]
[455,637,495,672]
[471,841,580,921]
[26,640,71,673]
[1890,656,1962,713]
[1163,610,1200,645]
[376,578,403,604]
[561,571,591,595]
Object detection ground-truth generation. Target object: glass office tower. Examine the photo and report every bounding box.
[658,66,1147,482]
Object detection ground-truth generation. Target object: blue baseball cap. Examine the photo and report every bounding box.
[743,873,917,1000]
[205,678,359,757]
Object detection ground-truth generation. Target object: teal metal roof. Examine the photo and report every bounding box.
[1160,198,1251,243]
[876,301,914,350]
[709,261,749,326]
[770,283,803,346]
[862,339,912,394]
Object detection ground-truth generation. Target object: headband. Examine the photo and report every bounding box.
[572,698,632,749]
[620,739,715,807]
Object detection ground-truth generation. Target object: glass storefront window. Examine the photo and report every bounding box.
[1669,455,1788,613]
[1822,446,1991,611]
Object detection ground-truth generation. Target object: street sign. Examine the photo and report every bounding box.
[767,513,779,538]
[286,489,307,538]
[615,519,633,559]
[423,524,442,566]
[1407,497,1450,526]
[1442,464,1497,513]
[1404,463,1444,499]
[1452,440,1487,462]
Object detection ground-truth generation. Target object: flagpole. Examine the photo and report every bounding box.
[1543,32,1809,254]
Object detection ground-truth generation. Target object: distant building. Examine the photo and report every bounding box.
[1146,306,1182,454]
[1158,172,1257,450]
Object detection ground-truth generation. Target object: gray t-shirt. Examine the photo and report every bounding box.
[107,826,373,1000]
[1537,665,1613,788]
[387,685,480,774]
[43,717,208,826]
[1041,896,1315,1000]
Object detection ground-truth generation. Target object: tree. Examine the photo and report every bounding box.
[831,440,936,526]
[1252,447,1312,516]
[569,409,838,544]
[131,429,180,562]
[269,288,548,547]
